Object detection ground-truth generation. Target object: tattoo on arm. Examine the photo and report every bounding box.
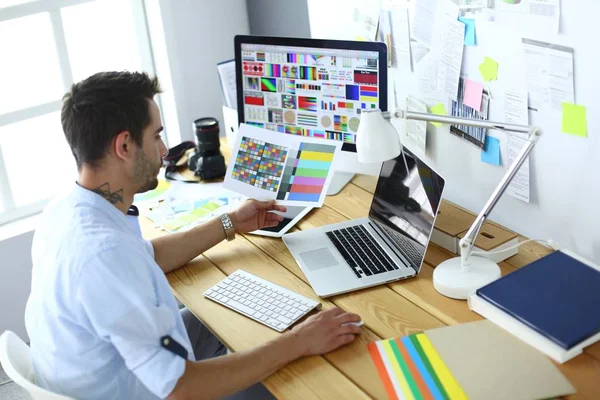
[92,183,124,204]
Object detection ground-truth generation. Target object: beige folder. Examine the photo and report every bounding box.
[426,320,575,400]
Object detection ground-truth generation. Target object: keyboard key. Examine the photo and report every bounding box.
[223,299,255,316]
[276,315,292,325]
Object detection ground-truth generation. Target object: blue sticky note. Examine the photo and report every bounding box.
[172,202,192,213]
[481,136,501,166]
[458,17,476,46]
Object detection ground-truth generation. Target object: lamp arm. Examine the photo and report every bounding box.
[459,126,540,268]
[384,107,541,270]
[385,108,532,134]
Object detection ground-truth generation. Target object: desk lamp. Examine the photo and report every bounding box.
[356,108,541,299]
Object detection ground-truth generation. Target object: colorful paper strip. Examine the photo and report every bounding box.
[368,333,470,400]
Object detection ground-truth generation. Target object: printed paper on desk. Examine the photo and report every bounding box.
[223,124,341,208]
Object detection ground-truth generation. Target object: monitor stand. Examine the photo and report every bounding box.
[327,171,355,196]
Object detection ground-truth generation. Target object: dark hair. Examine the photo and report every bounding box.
[61,71,162,169]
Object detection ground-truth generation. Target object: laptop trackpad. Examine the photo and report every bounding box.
[300,248,339,271]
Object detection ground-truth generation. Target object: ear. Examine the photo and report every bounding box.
[112,130,134,162]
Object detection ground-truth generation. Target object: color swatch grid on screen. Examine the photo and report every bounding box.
[367,333,467,400]
[240,44,380,145]
[232,137,288,192]
[276,142,336,202]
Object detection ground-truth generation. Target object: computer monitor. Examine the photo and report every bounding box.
[234,35,388,194]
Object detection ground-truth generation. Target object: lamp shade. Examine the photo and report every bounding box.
[356,109,402,163]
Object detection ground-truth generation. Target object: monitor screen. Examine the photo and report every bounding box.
[369,148,445,269]
[234,36,387,153]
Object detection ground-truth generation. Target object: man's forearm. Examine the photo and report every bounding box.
[168,332,304,400]
[151,217,225,273]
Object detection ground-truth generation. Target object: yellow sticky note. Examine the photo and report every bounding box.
[479,56,498,81]
[562,102,587,137]
[430,103,447,127]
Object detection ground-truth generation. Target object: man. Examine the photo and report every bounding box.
[25,71,362,400]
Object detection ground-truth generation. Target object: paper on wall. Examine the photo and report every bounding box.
[353,0,382,41]
[410,39,430,65]
[437,16,465,100]
[405,96,428,152]
[496,0,560,35]
[223,124,342,207]
[504,89,530,203]
[429,1,462,100]
[217,60,237,109]
[522,39,574,112]
[389,6,412,71]
[377,9,393,66]
[412,0,438,48]
[416,51,438,96]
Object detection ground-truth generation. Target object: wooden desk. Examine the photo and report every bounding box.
[140,174,600,399]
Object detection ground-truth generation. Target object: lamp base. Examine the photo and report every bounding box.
[433,256,501,300]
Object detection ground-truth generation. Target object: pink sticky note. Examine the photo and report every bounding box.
[464,79,484,112]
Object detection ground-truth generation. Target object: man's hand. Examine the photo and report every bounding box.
[289,307,362,357]
[229,199,287,233]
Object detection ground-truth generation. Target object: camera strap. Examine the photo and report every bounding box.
[163,141,198,183]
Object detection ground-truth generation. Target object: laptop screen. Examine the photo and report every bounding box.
[368,148,445,270]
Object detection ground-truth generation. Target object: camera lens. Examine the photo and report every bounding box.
[193,117,221,155]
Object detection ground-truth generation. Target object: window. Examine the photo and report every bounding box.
[0,0,157,225]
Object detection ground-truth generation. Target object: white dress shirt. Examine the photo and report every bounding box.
[25,183,193,399]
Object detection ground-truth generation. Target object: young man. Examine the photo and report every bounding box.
[25,71,362,400]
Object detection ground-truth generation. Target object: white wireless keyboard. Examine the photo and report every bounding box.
[203,270,321,332]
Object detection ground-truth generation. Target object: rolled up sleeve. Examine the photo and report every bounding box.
[75,244,189,398]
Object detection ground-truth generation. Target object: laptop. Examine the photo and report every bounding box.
[282,148,445,297]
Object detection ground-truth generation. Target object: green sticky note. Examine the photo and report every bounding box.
[479,56,498,81]
[430,103,447,127]
[562,102,587,137]
[201,201,222,212]
[179,213,199,224]
[191,208,210,217]
[163,219,187,231]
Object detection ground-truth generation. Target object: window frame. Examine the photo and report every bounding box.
[0,0,160,226]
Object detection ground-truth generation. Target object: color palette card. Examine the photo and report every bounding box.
[160,198,230,233]
[224,124,341,207]
[368,320,575,400]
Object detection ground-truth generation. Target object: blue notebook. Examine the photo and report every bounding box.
[476,251,600,350]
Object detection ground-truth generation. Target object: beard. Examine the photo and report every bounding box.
[133,150,162,194]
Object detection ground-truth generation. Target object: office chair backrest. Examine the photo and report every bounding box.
[0,331,74,400]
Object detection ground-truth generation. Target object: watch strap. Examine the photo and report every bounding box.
[219,213,235,241]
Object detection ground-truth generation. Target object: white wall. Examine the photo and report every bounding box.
[308,0,600,263]
[150,0,250,143]
[0,230,33,342]
[247,0,310,38]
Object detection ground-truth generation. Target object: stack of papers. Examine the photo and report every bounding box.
[135,179,243,233]
[368,320,574,400]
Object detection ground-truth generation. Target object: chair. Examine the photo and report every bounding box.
[0,331,74,400]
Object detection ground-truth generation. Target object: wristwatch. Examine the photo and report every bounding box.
[219,213,235,241]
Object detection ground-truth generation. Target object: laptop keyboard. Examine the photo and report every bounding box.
[326,225,399,279]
